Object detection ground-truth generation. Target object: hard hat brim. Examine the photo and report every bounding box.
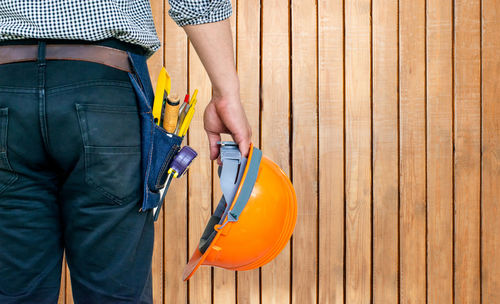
[183,144,256,281]
[182,246,206,281]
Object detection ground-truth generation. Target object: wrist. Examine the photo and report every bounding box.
[212,74,240,100]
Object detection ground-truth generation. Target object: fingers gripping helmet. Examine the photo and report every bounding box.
[183,142,297,281]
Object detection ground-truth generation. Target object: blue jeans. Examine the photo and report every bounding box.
[0,39,155,303]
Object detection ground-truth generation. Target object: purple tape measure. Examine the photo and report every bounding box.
[154,146,198,221]
[168,146,198,178]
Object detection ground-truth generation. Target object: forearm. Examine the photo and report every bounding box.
[182,18,251,159]
[183,19,239,100]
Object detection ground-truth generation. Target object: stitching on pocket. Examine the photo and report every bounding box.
[84,146,141,205]
[128,73,151,112]
[75,103,141,147]
[0,108,18,195]
[75,104,142,205]
[77,103,138,114]
[0,152,18,194]
[155,143,179,189]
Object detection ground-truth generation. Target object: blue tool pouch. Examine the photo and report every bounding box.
[127,52,183,212]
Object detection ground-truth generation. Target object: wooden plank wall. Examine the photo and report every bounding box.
[58,0,500,303]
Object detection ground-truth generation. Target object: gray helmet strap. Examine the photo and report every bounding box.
[217,142,262,229]
[219,142,246,207]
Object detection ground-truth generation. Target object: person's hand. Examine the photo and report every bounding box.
[203,92,252,165]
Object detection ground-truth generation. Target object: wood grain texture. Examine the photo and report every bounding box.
[454,0,481,302]
[164,1,188,302]
[318,0,345,302]
[236,0,261,302]
[399,0,427,302]
[481,0,500,301]
[58,255,66,304]
[372,0,399,302]
[149,1,165,302]
[149,0,165,88]
[291,0,318,303]
[260,0,291,303]
[187,40,214,304]
[426,0,453,302]
[345,0,372,302]
[65,259,73,303]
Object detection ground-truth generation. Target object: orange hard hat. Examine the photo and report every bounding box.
[183,141,297,281]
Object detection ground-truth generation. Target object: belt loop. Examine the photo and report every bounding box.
[37,41,46,64]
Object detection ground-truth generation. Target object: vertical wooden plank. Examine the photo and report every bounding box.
[230,0,237,52]
[65,259,73,303]
[291,0,318,303]
[372,0,398,302]
[236,0,261,302]
[318,0,344,302]
[399,0,426,301]
[188,36,213,304]
[58,255,66,304]
[213,1,238,302]
[149,1,165,302]
[481,0,500,301]
[454,0,481,302]
[260,0,291,302]
[164,1,188,303]
[426,0,453,302]
[344,0,371,302]
[149,0,165,87]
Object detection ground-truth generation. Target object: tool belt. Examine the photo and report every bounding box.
[127,52,187,217]
[0,44,132,72]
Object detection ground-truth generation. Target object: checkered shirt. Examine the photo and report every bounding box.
[0,0,232,56]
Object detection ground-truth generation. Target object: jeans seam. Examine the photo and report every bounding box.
[0,87,38,94]
[128,74,150,112]
[37,42,50,152]
[0,152,18,195]
[0,108,8,151]
[75,104,89,146]
[0,108,19,195]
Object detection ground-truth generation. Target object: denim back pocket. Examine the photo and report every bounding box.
[75,103,142,205]
[0,107,18,195]
[127,52,184,211]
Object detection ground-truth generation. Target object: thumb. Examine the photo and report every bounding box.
[231,129,251,158]
[237,138,251,159]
